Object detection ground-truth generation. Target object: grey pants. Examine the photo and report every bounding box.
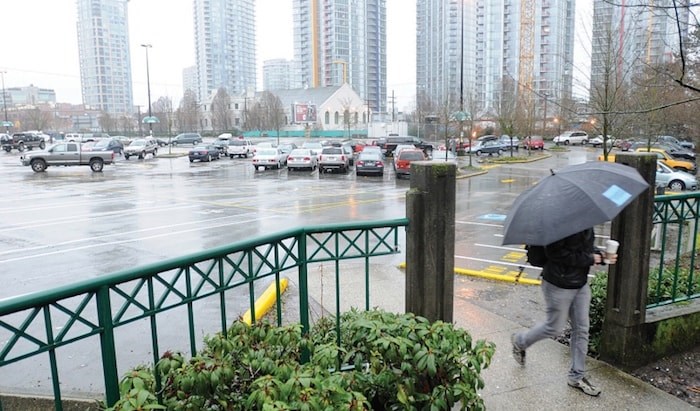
[514,279,591,382]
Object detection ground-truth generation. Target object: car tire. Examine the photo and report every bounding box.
[172,142,178,146]
[189,159,194,163]
[30,159,47,173]
[564,140,570,145]
[3,147,10,152]
[582,140,588,145]
[669,180,685,191]
[125,154,130,160]
[89,158,104,172]
[475,150,482,156]
[153,149,157,157]
[39,141,46,150]
[17,143,25,152]
[206,154,212,162]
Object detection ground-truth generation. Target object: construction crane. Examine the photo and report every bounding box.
[518,0,535,94]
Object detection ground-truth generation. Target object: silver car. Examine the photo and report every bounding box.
[656,161,698,191]
[287,148,318,171]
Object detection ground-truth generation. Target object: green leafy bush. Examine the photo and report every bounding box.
[106,310,494,411]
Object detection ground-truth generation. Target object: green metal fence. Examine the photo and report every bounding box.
[650,192,700,307]
[0,219,408,410]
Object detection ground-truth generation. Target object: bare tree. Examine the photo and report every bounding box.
[98,111,114,133]
[176,90,199,133]
[259,91,285,143]
[152,96,173,136]
[21,108,52,131]
[211,87,231,133]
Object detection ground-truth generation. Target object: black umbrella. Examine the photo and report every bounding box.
[502,161,649,246]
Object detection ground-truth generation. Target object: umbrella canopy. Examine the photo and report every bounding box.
[502,161,649,246]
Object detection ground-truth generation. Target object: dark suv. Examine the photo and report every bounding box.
[379,136,433,157]
[1,132,46,152]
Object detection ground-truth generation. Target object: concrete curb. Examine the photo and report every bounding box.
[397,263,541,285]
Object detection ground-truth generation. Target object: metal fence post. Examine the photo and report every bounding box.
[96,286,120,407]
[405,162,456,323]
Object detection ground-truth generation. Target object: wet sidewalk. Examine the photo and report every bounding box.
[452,297,696,410]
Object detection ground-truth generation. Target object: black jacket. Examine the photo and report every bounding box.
[542,228,595,289]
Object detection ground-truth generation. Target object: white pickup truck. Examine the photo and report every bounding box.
[20,142,115,172]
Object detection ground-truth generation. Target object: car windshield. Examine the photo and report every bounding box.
[131,140,145,147]
[359,153,381,161]
[257,149,277,156]
[289,149,311,156]
[230,140,246,146]
[193,145,208,150]
[400,151,424,161]
[323,148,342,154]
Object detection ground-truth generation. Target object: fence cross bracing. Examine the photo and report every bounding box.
[0,219,408,410]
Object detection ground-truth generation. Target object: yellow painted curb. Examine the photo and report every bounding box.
[242,277,289,325]
[398,263,541,285]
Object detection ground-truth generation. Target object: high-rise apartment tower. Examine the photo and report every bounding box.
[416,0,575,119]
[194,0,257,102]
[293,0,386,115]
[76,0,134,116]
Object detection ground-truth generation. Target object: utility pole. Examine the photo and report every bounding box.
[389,90,396,123]
[141,44,154,136]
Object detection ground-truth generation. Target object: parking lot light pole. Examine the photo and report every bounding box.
[141,44,153,136]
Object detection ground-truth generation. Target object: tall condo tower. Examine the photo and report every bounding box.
[76,0,134,116]
[590,0,689,92]
[292,0,387,115]
[194,0,257,102]
[416,0,575,118]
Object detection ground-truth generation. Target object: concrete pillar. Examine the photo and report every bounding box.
[405,162,456,323]
[599,153,657,367]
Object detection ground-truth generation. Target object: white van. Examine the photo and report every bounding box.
[65,133,82,142]
[553,131,588,146]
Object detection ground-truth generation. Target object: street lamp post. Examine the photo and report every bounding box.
[141,44,153,136]
[0,71,9,133]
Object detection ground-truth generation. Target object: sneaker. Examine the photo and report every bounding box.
[568,377,601,396]
[511,333,526,366]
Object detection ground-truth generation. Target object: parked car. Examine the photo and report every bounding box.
[394,149,426,178]
[287,148,318,171]
[379,135,434,157]
[212,138,229,156]
[522,136,545,150]
[499,135,520,151]
[656,161,698,191]
[301,141,324,156]
[124,138,158,160]
[361,145,383,156]
[553,130,588,145]
[632,141,696,161]
[633,147,696,173]
[252,148,286,170]
[188,144,220,162]
[469,139,504,156]
[319,146,351,173]
[170,133,203,146]
[2,132,46,152]
[228,138,255,158]
[19,142,115,172]
[393,144,416,158]
[355,151,385,176]
[657,135,695,151]
[155,138,170,147]
[91,137,125,154]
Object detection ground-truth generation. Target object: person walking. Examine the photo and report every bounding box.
[511,227,617,396]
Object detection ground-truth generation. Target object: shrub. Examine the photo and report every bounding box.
[106,309,495,411]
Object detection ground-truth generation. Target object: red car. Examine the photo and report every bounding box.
[394,149,426,178]
[523,136,545,150]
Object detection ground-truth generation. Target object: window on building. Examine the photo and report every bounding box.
[325,111,330,124]
[334,111,339,124]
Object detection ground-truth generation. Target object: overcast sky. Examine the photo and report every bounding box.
[2,0,591,111]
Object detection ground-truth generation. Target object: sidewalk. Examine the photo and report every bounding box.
[452,297,696,410]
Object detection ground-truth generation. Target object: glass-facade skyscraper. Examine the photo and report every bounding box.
[76,0,133,116]
[590,0,689,92]
[416,0,575,118]
[194,0,256,102]
[292,0,387,114]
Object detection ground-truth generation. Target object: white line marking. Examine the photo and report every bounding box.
[456,220,503,227]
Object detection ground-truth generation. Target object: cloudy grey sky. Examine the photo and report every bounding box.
[2,0,591,110]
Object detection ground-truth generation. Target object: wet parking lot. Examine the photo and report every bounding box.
[0,141,602,396]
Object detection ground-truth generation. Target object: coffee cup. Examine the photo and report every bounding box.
[604,239,619,264]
